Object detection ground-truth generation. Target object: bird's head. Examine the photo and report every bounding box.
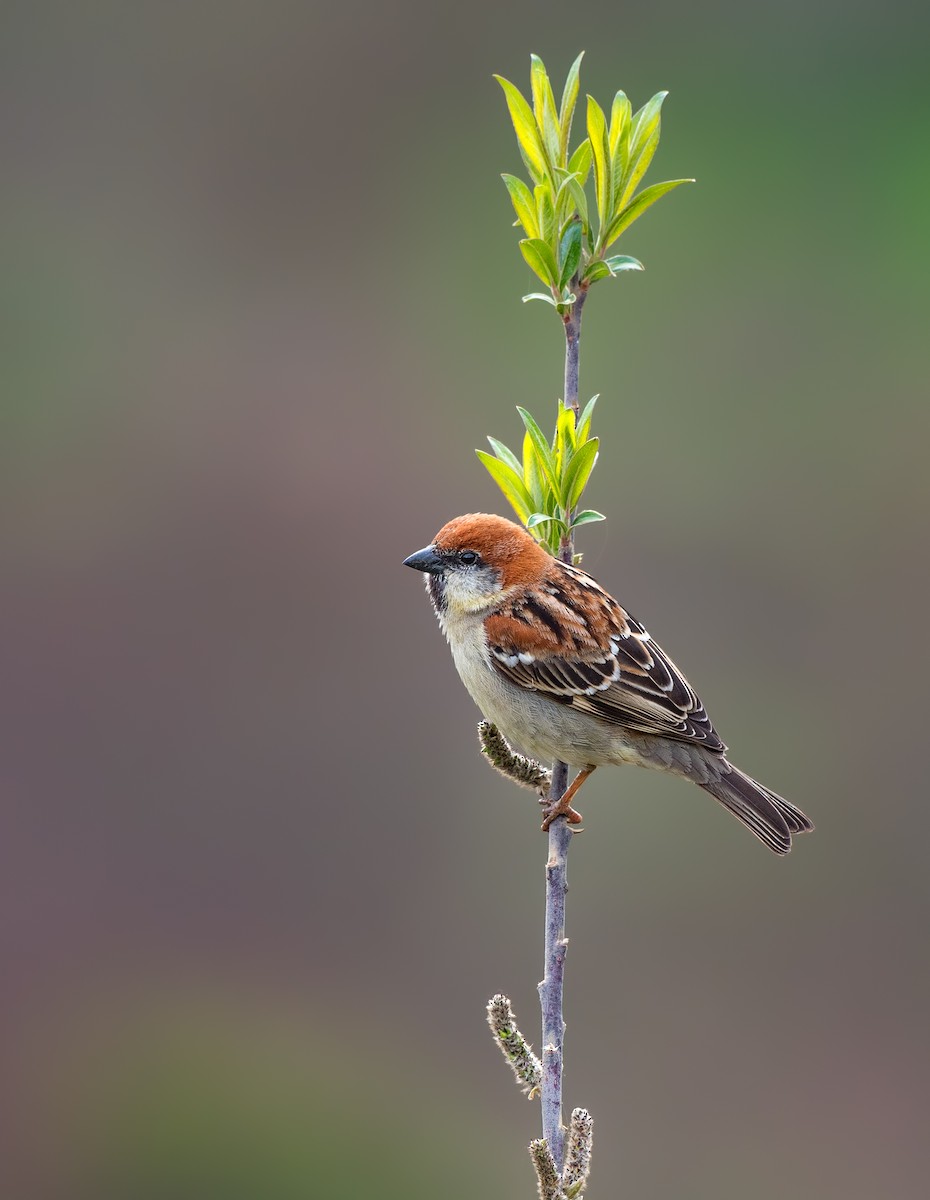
[403,513,550,616]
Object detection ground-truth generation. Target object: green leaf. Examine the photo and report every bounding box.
[556,400,577,456]
[605,254,645,273]
[608,91,631,156]
[494,75,549,184]
[585,95,611,229]
[486,435,522,475]
[530,55,561,169]
[517,406,560,495]
[608,91,632,214]
[619,90,667,208]
[551,166,572,191]
[522,292,559,306]
[629,91,667,165]
[526,512,559,529]
[558,219,583,289]
[567,139,592,185]
[563,176,589,233]
[562,435,599,510]
[552,170,580,223]
[558,51,584,164]
[619,128,659,210]
[476,451,534,522]
[601,178,693,250]
[583,255,644,283]
[580,259,612,284]
[501,174,539,238]
[522,430,546,505]
[554,403,575,479]
[571,509,606,528]
[519,237,559,286]
[576,394,598,442]
[535,184,556,245]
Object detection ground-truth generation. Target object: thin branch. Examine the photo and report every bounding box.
[559,286,587,558]
[539,796,572,1165]
[562,287,588,420]
[539,284,588,1170]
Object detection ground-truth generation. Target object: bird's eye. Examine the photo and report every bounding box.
[459,550,478,565]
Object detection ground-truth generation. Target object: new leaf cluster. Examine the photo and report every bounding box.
[477,399,604,558]
[495,52,693,313]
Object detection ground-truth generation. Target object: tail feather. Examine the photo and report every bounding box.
[701,763,814,855]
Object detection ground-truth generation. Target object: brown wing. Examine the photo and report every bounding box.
[485,561,726,752]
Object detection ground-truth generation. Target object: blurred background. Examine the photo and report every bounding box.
[3,1,929,1196]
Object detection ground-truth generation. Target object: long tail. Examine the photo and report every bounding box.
[700,761,814,855]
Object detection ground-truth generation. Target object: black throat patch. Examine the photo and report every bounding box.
[427,573,447,614]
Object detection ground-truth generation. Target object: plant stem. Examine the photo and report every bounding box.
[538,284,587,1169]
[563,287,587,421]
[539,766,572,1167]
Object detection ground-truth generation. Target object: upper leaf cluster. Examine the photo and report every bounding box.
[495,53,693,311]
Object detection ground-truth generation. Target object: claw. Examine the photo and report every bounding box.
[538,764,596,832]
[540,804,584,832]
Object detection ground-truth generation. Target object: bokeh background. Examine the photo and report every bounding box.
[3,1,929,1196]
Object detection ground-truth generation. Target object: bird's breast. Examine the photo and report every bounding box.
[443,618,615,767]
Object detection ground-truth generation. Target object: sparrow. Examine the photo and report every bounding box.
[403,513,813,854]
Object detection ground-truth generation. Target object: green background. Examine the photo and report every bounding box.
[3,1,929,1196]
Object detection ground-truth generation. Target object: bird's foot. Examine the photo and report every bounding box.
[538,764,596,832]
[539,795,584,831]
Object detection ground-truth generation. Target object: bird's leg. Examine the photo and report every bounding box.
[540,765,596,831]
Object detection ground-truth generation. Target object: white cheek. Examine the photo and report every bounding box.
[443,570,498,613]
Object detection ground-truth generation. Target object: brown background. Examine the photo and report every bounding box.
[3,1,929,1195]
